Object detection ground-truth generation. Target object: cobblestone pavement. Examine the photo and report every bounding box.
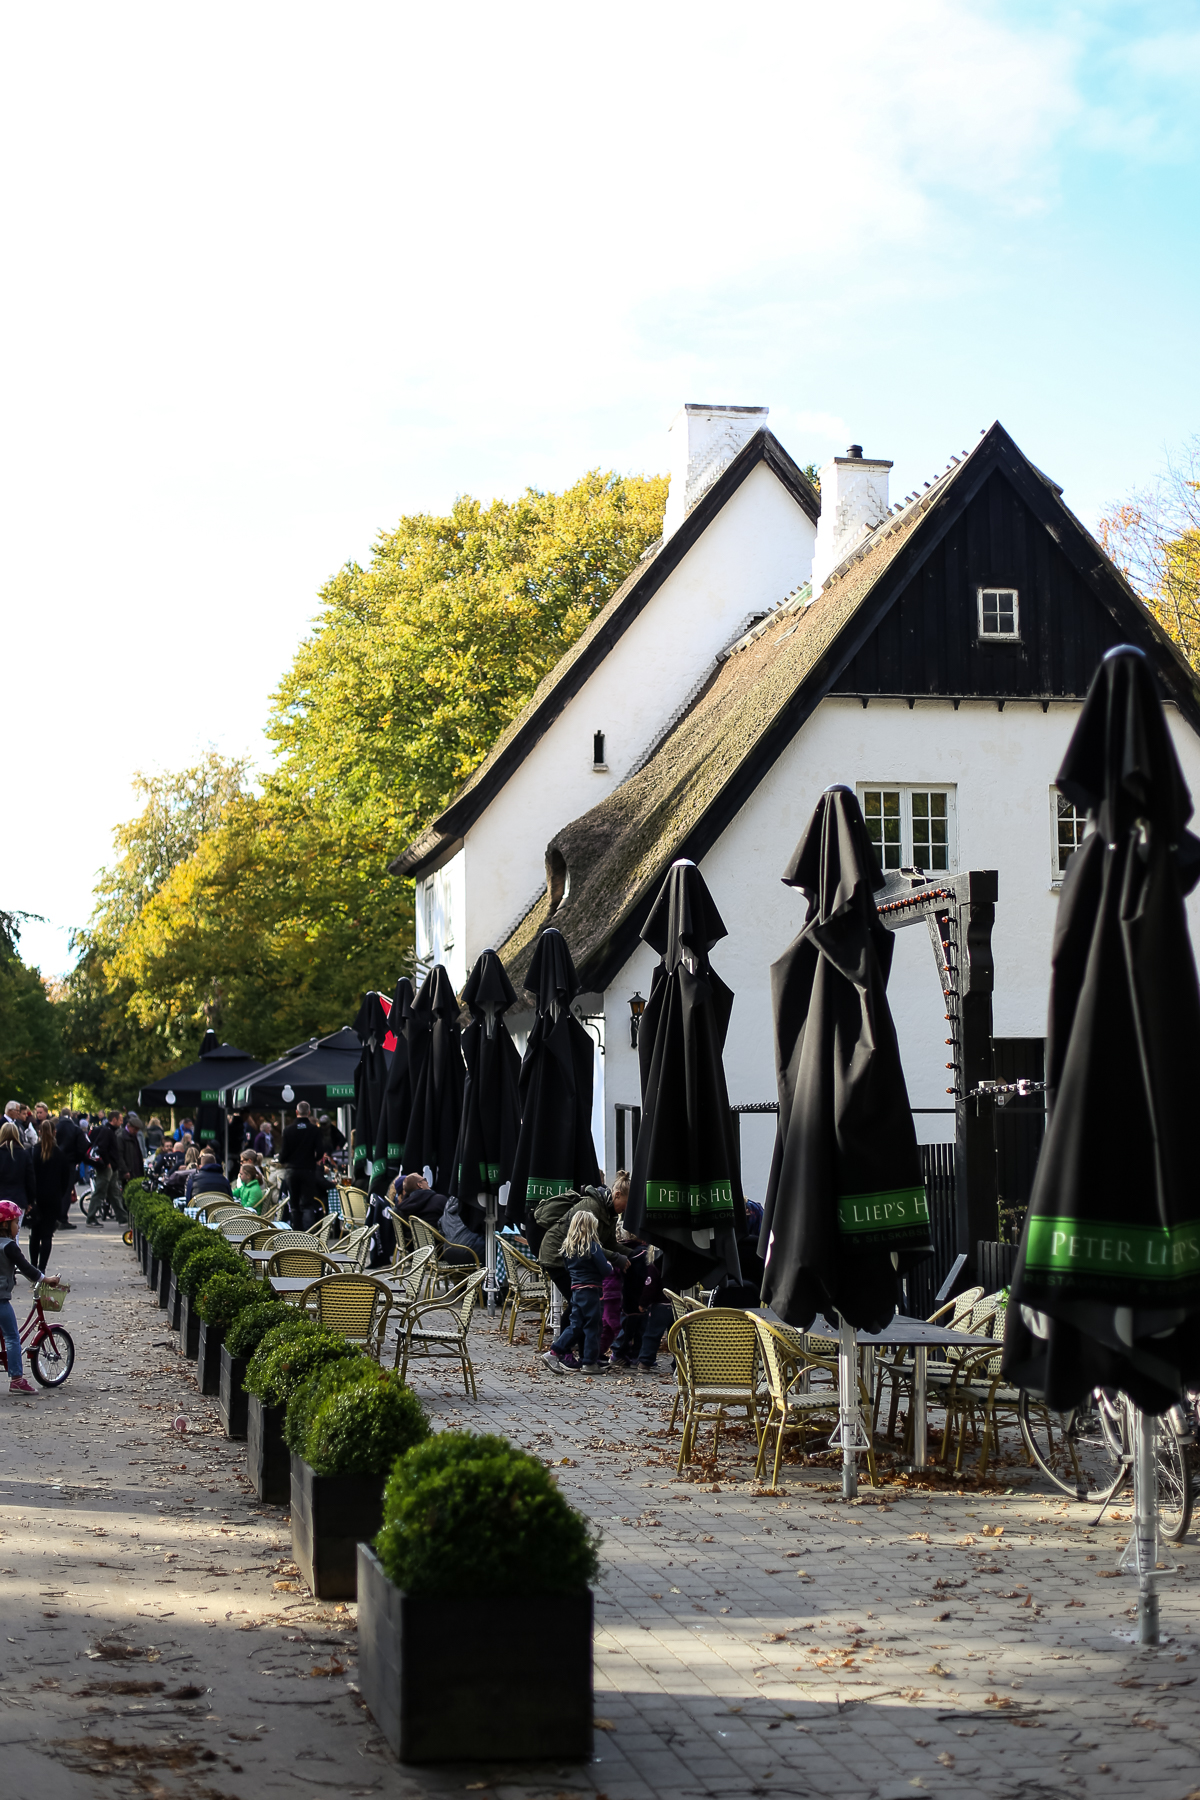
[3,1228,1199,1800]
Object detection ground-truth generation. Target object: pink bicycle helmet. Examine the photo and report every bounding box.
[0,1201,22,1223]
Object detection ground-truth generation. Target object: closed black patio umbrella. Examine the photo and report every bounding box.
[140,1032,265,1166]
[402,965,465,1194]
[1004,647,1200,1414]
[759,786,932,1332]
[370,977,415,1196]
[507,929,601,1226]
[625,860,744,1290]
[351,991,393,1189]
[453,949,522,1308]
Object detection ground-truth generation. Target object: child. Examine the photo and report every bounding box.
[232,1155,265,1212]
[0,1199,60,1395]
[598,1170,631,1360]
[611,1225,672,1372]
[542,1210,614,1376]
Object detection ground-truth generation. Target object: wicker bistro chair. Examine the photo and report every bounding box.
[933,1299,1014,1476]
[666,1309,766,1475]
[338,1186,371,1227]
[873,1286,986,1441]
[265,1247,341,1293]
[376,1244,435,1308]
[663,1289,706,1431]
[298,1274,394,1359]
[497,1239,551,1350]
[393,1269,487,1395]
[217,1213,265,1247]
[753,1318,879,1489]
[199,1201,244,1226]
[408,1215,481,1288]
[386,1210,415,1260]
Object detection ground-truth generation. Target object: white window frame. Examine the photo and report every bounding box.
[977,586,1020,641]
[1049,785,1088,888]
[857,783,957,874]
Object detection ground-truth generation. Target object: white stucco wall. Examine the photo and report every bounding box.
[456,460,817,961]
[597,694,1200,1205]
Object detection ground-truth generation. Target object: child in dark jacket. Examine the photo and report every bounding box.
[611,1229,672,1370]
[542,1211,614,1376]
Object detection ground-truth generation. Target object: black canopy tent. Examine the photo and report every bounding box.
[226,1027,365,1116]
[139,1031,265,1162]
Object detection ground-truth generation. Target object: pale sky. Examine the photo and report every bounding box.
[3,1,1199,975]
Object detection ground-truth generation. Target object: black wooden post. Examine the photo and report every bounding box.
[950,871,998,1273]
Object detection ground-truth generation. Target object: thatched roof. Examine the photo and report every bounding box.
[498,422,1200,995]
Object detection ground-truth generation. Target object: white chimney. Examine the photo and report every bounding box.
[811,444,892,596]
[661,404,769,541]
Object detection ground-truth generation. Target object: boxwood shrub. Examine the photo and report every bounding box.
[306,1371,430,1478]
[224,1302,302,1361]
[244,1321,360,1408]
[374,1433,600,1597]
[284,1357,377,1457]
[169,1223,212,1274]
[195,1269,265,1339]
[147,1208,193,1263]
[177,1237,243,1299]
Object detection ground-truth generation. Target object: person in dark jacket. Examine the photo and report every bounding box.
[0,1122,35,1215]
[85,1111,126,1225]
[280,1103,325,1229]
[610,1230,672,1371]
[184,1151,233,1207]
[116,1116,145,1185]
[391,1172,449,1227]
[29,1120,73,1272]
[54,1110,89,1228]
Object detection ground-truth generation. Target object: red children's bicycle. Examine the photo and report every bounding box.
[1,1284,74,1386]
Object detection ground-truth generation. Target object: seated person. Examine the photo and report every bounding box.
[390,1171,448,1227]
[438,1193,486,1264]
[232,1155,265,1212]
[184,1150,234,1207]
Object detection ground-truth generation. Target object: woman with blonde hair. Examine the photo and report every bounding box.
[542,1208,617,1377]
[0,1120,34,1217]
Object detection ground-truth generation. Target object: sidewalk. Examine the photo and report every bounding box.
[2,1228,1198,1800]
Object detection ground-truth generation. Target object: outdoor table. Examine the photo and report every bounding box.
[761,1311,995,1471]
[268,1276,316,1301]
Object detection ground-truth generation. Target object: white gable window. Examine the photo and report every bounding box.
[1051,787,1088,886]
[859,785,956,873]
[977,586,1020,640]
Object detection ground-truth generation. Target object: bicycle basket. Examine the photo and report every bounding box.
[35,1280,69,1312]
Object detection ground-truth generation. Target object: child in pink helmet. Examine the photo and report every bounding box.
[0,1200,60,1394]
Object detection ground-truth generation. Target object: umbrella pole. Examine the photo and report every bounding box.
[482,1193,498,1317]
[1134,1407,1160,1646]
[838,1316,859,1501]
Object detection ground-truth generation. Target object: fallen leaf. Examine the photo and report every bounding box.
[594,1718,617,1730]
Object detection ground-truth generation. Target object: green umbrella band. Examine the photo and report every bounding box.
[644,1178,735,1219]
[525,1177,576,1204]
[1023,1213,1200,1296]
[836,1185,931,1248]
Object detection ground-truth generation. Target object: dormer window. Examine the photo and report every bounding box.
[978,587,1020,640]
[592,730,608,771]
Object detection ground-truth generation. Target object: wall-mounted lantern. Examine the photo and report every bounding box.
[593,729,607,770]
[628,991,645,1048]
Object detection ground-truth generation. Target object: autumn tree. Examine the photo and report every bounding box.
[0,911,64,1102]
[1099,436,1200,668]
[81,468,668,1079]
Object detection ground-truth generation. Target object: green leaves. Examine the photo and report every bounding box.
[374,1431,600,1596]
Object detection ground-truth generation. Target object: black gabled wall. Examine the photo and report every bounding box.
[830,468,1128,699]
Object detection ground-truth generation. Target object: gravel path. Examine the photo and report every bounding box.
[3,1227,1199,1800]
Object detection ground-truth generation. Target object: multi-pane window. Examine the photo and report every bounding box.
[860,786,954,873]
[978,587,1020,639]
[1052,788,1088,882]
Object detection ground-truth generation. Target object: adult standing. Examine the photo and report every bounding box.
[55,1109,89,1230]
[280,1101,325,1230]
[29,1120,72,1273]
[0,1121,35,1216]
[4,1102,36,1151]
[118,1114,146,1185]
[85,1110,126,1225]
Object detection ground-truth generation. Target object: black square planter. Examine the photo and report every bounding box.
[291,1457,385,1600]
[179,1292,200,1359]
[247,1394,290,1504]
[157,1257,172,1310]
[196,1320,222,1396]
[219,1346,248,1439]
[356,1546,592,1763]
[147,1254,160,1293]
[167,1273,183,1331]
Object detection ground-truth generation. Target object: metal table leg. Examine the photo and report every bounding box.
[912,1345,928,1470]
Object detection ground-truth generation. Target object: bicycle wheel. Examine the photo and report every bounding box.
[122,1228,134,1247]
[1018,1389,1128,1501]
[30,1327,75,1388]
[1156,1422,1193,1543]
